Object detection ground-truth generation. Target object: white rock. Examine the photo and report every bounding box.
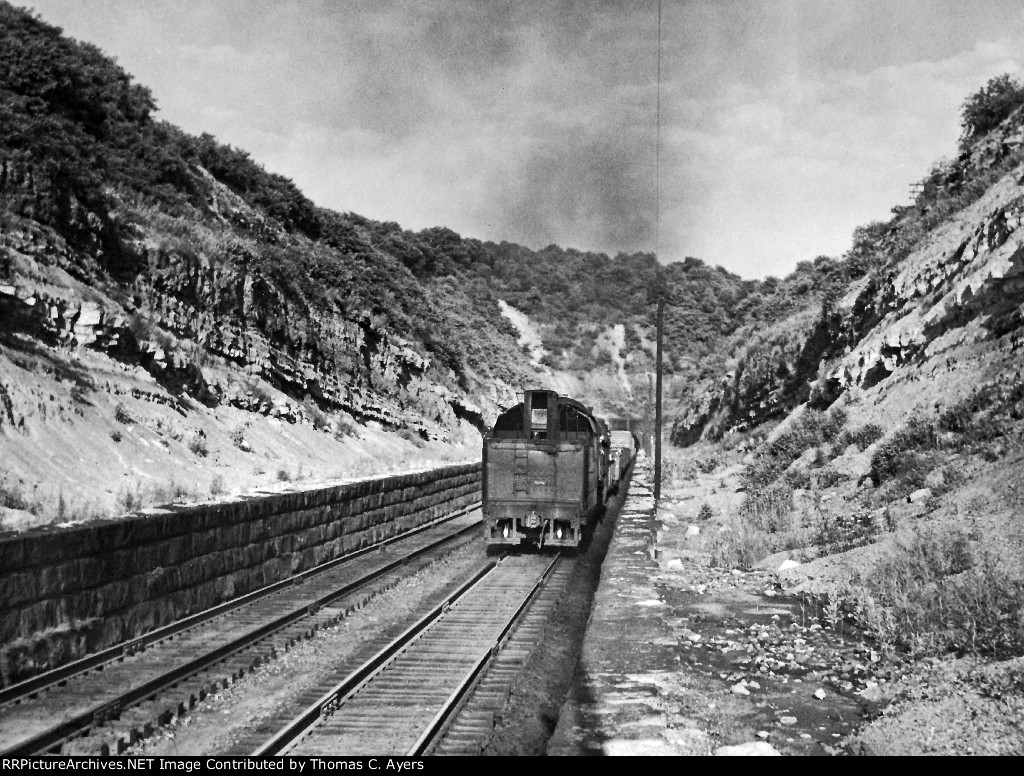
[778,559,801,571]
[814,688,827,700]
[731,683,750,696]
[779,716,798,725]
[686,524,701,536]
[714,742,781,756]
[907,488,932,503]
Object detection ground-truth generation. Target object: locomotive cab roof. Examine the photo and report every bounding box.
[488,389,600,441]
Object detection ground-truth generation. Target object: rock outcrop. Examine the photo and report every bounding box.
[674,107,1024,444]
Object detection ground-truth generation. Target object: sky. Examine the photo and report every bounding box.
[17,0,1024,278]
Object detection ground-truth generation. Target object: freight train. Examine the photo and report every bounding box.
[481,389,636,549]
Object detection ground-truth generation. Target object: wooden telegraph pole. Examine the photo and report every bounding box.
[654,295,664,500]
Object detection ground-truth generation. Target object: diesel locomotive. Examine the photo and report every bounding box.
[481,389,634,549]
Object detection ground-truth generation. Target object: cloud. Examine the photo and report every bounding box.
[659,33,1024,277]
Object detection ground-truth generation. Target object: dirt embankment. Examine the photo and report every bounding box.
[646,441,1024,757]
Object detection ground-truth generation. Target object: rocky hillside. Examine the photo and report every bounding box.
[0,4,526,525]
[659,74,1024,755]
[673,79,1024,444]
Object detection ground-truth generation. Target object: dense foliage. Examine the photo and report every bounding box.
[959,73,1024,149]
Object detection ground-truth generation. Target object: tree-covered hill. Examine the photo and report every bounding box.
[0,0,853,435]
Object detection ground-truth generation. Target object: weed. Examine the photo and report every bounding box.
[741,481,795,534]
[210,475,225,496]
[662,457,698,486]
[704,521,770,570]
[116,484,143,514]
[697,502,714,521]
[114,403,133,424]
[0,479,39,513]
[277,468,291,482]
[110,430,122,443]
[397,427,426,448]
[825,528,1024,659]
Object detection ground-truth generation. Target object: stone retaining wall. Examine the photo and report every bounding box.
[0,463,481,687]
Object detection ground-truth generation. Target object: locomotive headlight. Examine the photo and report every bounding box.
[503,524,511,539]
[555,525,564,540]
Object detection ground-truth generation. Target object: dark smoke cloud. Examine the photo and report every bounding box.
[488,126,658,256]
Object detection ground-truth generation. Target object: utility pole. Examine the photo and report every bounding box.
[654,295,664,500]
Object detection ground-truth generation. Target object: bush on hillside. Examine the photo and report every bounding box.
[836,528,1024,659]
[960,73,1024,148]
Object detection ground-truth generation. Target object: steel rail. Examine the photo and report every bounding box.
[0,504,481,757]
[406,552,561,756]
[251,556,503,757]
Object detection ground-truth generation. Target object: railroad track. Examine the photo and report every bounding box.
[0,505,481,757]
[253,552,569,757]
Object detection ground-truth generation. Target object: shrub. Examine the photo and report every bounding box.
[815,466,843,489]
[277,468,291,482]
[333,415,361,440]
[230,427,248,450]
[0,480,32,512]
[397,427,426,448]
[695,454,720,474]
[742,407,848,491]
[835,423,885,451]
[960,73,1024,148]
[697,502,714,521]
[302,396,329,430]
[210,475,225,496]
[114,403,133,424]
[188,432,208,457]
[869,416,935,486]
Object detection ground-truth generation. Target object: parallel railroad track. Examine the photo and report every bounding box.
[0,506,481,757]
[259,553,569,757]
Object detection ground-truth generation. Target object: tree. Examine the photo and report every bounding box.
[960,74,1024,148]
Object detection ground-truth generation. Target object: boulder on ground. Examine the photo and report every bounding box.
[714,741,781,756]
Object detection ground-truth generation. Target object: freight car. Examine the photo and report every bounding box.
[606,429,639,495]
[483,389,611,549]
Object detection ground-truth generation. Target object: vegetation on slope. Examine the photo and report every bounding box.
[671,73,1024,445]
[0,2,533,420]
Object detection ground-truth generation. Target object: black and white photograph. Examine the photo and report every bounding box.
[1,0,1023,759]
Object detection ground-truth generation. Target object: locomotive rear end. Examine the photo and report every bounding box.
[482,389,604,549]
[483,439,591,547]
